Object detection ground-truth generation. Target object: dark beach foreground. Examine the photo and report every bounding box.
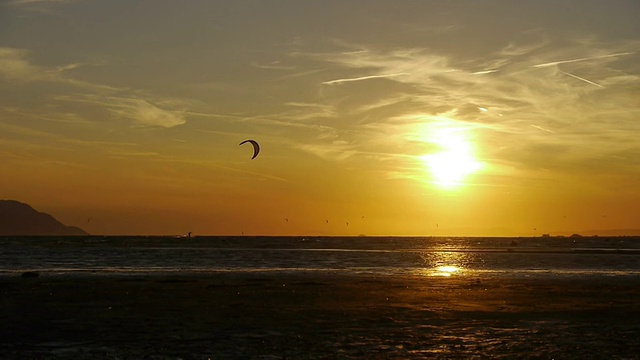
[1,272,639,359]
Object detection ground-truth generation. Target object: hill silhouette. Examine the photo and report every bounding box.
[0,200,87,236]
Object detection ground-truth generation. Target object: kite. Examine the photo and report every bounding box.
[239,139,260,159]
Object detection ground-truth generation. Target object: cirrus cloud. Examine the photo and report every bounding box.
[107,98,186,128]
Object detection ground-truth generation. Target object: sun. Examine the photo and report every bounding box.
[420,124,482,189]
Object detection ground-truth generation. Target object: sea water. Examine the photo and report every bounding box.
[1,236,639,278]
[2,235,640,358]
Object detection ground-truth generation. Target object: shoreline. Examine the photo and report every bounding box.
[3,267,640,279]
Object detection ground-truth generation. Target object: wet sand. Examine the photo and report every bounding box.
[1,273,639,359]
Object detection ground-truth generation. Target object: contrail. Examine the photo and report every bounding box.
[341,50,368,55]
[560,71,604,88]
[530,124,556,134]
[472,69,499,75]
[533,52,633,68]
[322,73,408,85]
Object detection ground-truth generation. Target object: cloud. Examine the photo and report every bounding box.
[529,124,556,134]
[499,30,550,56]
[559,71,603,88]
[0,106,91,125]
[53,94,187,128]
[278,102,337,121]
[6,0,74,4]
[293,141,358,162]
[472,70,499,75]
[0,47,52,82]
[0,47,118,92]
[251,61,296,71]
[321,73,409,85]
[287,36,640,180]
[0,47,189,128]
[532,52,634,68]
[107,98,186,128]
[187,110,336,132]
[4,0,78,13]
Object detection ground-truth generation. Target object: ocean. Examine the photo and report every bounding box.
[2,235,639,278]
[2,236,640,358]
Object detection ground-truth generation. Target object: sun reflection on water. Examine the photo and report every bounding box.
[434,265,461,277]
[420,251,470,277]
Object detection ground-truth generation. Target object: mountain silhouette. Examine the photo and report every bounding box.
[0,200,87,236]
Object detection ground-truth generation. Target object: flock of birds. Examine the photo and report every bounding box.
[84,139,613,237]
[282,216,368,227]
[238,139,360,228]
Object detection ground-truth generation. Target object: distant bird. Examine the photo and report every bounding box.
[187,232,192,238]
[87,217,92,223]
[346,222,349,226]
[325,219,329,224]
[285,218,289,223]
[435,223,439,228]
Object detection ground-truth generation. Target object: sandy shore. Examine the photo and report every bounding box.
[1,272,639,359]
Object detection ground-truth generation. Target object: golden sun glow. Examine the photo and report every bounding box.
[420,123,482,189]
[418,250,469,277]
[434,265,461,276]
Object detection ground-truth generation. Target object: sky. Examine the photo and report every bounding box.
[1,0,639,236]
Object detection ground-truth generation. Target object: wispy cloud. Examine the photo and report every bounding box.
[472,70,499,75]
[251,61,296,71]
[287,36,640,179]
[187,110,335,131]
[4,0,78,13]
[530,124,556,134]
[107,98,186,128]
[0,106,91,124]
[0,47,52,82]
[0,47,189,128]
[500,34,549,56]
[0,47,117,92]
[321,73,408,85]
[559,71,603,88]
[278,102,337,121]
[6,0,75,5]
[54,94,188,128]
[293,141,358,162]
[532,52,634,68]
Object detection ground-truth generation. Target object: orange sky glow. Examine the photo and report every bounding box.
[1,1,639,236]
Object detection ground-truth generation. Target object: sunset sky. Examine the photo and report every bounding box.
[1,0,639,236]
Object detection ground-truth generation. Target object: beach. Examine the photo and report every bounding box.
[2,272,639,359]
